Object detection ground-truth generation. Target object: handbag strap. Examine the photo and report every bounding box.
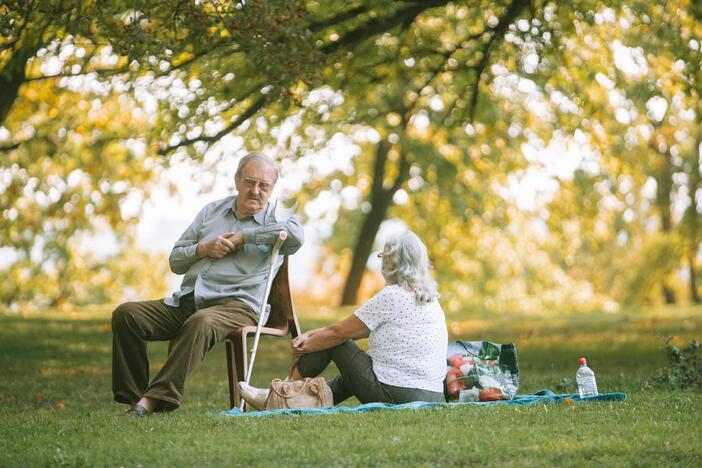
[269,378,324,398]
[287,356,299,379]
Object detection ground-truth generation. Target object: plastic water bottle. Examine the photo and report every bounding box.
[576,357,598,398]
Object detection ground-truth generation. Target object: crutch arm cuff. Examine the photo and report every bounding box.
[241,227,258,245]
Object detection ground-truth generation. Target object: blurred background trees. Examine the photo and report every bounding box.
[1,0,701,314]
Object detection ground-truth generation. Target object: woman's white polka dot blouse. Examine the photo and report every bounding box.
[354,284,448,392]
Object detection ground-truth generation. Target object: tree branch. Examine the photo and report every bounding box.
[24,65,130,82]
[0,39,19,52]
[0,141,22,152]
[24,41,235,82]
[371,138,392,195]
[467,0,532,123]
[214,81,265,114]
[156,93,266,155]
[306,5,370,32]
[321,0,449,55]
[390,146,411,193]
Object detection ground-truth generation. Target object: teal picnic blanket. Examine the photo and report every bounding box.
[220,390,626,417]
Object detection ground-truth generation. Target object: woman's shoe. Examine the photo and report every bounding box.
[238,382,269,410]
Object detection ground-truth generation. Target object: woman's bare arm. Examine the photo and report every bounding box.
[291,314,370,355]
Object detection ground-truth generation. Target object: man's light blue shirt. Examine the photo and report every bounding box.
[165,195,304,314]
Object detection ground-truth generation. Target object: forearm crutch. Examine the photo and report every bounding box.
[240,230,287,410]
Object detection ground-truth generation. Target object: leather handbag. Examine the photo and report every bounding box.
[264,377,333,410]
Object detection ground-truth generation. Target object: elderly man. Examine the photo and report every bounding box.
[112,152,304,416]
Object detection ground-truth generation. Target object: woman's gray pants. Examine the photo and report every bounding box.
[295,340,443,405]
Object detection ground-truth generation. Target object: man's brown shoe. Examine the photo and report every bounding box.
[125,404,150,417]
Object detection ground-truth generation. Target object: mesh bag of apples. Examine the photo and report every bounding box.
[444,341,520,402]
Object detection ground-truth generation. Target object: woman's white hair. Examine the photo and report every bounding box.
[381,230,439,304]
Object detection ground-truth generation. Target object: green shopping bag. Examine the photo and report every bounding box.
[444,341,520,402]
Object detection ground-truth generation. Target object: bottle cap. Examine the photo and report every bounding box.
[578,357,587,366]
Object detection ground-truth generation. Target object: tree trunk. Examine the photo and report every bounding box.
[340,140,409,305]
[339,184,394,305]
[686,130,702,304]
[654,148,677,304]
[689,255,701,304]
[0,41,41,125]
[661,285,675,305]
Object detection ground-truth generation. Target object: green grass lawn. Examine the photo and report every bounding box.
[1,305,701,466]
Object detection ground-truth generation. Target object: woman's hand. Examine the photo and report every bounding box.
[291,332,311,356]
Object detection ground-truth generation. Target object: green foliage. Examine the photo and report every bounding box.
[516,1,702,306]
[554,377,576,394]
[0,237,170,311]
[1,1,320,309]
[2,0,702,312]
[279,0,548,305]
[0,74,164,308]
[622,233,687,305]
[653,338,702,390]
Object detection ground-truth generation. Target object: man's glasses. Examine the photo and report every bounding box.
[242,177,273,193]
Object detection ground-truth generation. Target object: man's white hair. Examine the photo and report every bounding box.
[381,230,439,304]
[235,152,279,181]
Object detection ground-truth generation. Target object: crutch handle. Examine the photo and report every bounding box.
[274,231,287,247]
[267,231,286,263]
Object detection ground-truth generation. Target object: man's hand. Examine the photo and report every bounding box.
[223,232,245,251]
[196,232,244,259]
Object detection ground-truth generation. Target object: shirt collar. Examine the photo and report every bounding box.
[231,195,267,225]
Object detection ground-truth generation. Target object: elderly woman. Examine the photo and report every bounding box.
[240,230,448,408]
